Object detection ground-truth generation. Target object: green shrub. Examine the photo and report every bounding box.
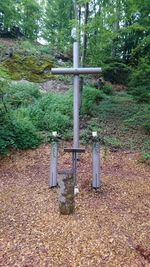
[129,85,150,103]
[102,84,113,95]
[103,61,131,84]
[11,111,41,149]
[29,90,73,134]
[103,136,123,149]
[0,65,10,78]
[96,92,137,123]
[0,80,11,114]
[140,139,150,165]
[0,110,40,155]
[125,105,150,132]
[19,40,37,54]
[140,152,150,165]
[80,118,100,144]
[39,45,51,54]
[40,111,71,133]
[128,58,150,103]
[5,82,41,109]
[0,122,15,155]
[81,86,105,116]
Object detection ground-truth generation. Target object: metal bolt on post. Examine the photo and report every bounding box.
[49,132,59,188]
[92,132,100,189]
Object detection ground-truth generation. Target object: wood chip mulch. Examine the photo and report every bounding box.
[0,144,150,267]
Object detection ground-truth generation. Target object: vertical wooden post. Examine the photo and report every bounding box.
[58,171,75,215]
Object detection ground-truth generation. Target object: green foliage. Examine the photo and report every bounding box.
[80,118,100,144]
[131,35,150,64]
[39,45,51,55]
[102,84,113,95]
[21,0,42,39]
[0,112,40,156]
[81,87,105,116]
[0,65,10,78]
[11,111,40,149]
[29,90,73,134]
[5,83,41,109]
[19,40,38,54]
[97,92,137,122]
[140,152,150,165]
[103,136,123,150]
[140,139,150,165]
[0,82,41,156]
[0,80,10,113]
[128,58,150,102]
[129,85,150,103]
[44,0,73,51]
[103,61,131,84]
[10,112,40,149]
[125,105,150,132]
[0,0,42,39]
[129,58,150,88]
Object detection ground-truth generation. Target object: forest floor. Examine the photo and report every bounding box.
[0,143,150,267]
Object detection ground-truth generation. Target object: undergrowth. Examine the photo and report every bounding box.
[0,82,149,160]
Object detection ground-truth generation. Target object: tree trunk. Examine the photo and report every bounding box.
[80,3,89,108]
[111,0,120,58]
[73,0,78,21]
[81,3,89,67]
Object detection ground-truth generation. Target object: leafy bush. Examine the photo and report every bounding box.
[81,86,105,116]
[103,61,131,84]
[0,111,40,156]
[103,136,123,149]
[102,84,113,95]
[0,82,41,156]
[5,82,41,109]
[39,45,51,54]
[10,111,41,149]
[0,80,11,114]
[80,118,100,144]
[0,65,10,78]
[19,40,37,54]
[39,111,71,133]
[125,105,150,132]
[0,118,15,155]
[128,58,150,103]
[96,92,137,122]
[140,139,150,165]
[129,85,150,103]
[29,90,73,134]
[140,152,150,165]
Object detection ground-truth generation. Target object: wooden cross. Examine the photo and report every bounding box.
[51,40,102,149]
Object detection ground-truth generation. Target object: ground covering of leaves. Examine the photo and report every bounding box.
[0,144,150,267]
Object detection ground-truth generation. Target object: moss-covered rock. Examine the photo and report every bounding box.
[2,53,55,82]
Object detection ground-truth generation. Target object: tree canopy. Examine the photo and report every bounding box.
[0,0,150,85]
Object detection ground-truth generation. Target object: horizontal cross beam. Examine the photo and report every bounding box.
[51,67,102,75]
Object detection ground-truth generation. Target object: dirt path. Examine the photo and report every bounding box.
[0,145,150,267]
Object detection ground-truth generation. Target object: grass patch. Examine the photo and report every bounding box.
[85,91,150,152]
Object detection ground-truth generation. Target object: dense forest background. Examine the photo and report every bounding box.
[0,0,150,161]
[1,0,150,83]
